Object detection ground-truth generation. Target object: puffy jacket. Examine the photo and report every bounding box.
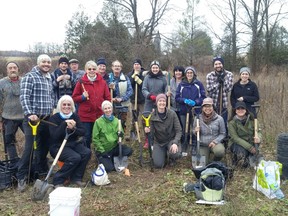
[175,78,206,115]
[72,74,111,122]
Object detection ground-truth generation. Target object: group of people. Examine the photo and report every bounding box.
[0,54,261,193]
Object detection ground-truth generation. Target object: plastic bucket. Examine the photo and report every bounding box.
[49,187,81,216]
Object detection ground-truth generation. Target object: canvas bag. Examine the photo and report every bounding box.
[91,164,110,186]
[195,167,225,202]
[253,160,284,199]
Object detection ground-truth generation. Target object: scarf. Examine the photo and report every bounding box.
[202,111,216,124]
[88,75,97,82]
[148,71,163,78]
[235,115,248,126]
[102,114,115,121]
[59,112,73,119]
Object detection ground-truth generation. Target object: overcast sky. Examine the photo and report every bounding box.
[0,0,228,52]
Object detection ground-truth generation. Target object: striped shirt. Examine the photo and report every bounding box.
[206,70,233,109]
[20,66,55,116]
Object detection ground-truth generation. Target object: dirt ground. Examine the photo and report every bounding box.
[1,130,288,216]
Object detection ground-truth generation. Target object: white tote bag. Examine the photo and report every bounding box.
[91,164,110,186]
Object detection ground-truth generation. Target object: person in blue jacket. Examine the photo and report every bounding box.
[175,66,206,156]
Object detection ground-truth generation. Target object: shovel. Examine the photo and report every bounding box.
[31,128,74,201]
[114,118,128,172]
[192,111,206,168]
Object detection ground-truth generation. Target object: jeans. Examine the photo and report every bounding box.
[82,122,94,149]
[2,118,24,159]
[17,116,50,180]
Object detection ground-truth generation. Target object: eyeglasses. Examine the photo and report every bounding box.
[88,68,97,71]
[62,103,71,106]
[113,65,122,68]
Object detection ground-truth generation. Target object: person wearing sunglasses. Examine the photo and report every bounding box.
[72,60,111,149]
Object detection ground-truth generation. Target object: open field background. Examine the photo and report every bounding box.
[0,60,288,215]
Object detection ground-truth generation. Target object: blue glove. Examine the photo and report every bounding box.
[184,99,196,106]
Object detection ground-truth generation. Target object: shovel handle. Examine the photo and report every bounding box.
[29,121,40,136]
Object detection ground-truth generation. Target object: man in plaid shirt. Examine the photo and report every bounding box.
[206,57,233,129]
[17,54,55,192]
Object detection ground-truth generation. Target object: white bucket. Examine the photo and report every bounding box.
[49,187,81,216]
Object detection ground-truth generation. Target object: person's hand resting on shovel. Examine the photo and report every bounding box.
[169,144,179,154]
[66,119,76,130]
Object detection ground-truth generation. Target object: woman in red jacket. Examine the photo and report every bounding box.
[72,60,111,149]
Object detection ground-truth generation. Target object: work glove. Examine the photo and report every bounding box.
[131,70,140,78]
[134,75,142,85]
[149,94,157,101]
[184,99,196,106]
[217,72,225,84]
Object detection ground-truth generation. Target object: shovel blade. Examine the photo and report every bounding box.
[114,156,128,172]
[31,179,54,201]
[192,154,206,169]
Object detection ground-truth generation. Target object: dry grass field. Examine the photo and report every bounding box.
[0,65,288,215]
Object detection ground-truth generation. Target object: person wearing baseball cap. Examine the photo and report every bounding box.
[69,58,85,83]
[228,101,261,168]
[193,97,226,165]
[230,67,259,116]
[144,93,182,168]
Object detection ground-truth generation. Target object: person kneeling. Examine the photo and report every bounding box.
[144,94,182,168]
[49,95,91,188]
[193,98,226,165]
[92,100,133,172]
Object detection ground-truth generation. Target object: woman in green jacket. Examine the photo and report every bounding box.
[228,101,261,168]
[92,100,133,172]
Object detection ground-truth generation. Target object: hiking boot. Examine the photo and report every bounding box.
[183,182,196,193]
[17,179,27,193]
[72,181,86,187]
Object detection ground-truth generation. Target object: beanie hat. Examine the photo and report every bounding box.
[235,101,247,110]
[133,58,142,66]
[184,66,197,75]
[239,67,251,75]
[202,97,214,106]
[58,57,69,65]
[150,60,160,68]
[156,93,166,104]
[101,100,113,111]
[97,58,106,66]
[6,61,19,69]
[69,59,79,64]
[212,56,224,66]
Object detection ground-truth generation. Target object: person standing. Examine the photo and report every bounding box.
[0,62,24,160]
[170,66,185,112]
[108,60,133,137]
[206,57,233,128]
[230,67,259,116]
[144,94,182,168]
[49,95,91,187]
[175,66,206,156]
[69,58,85,83]
[142,60,168,112]
[97,57,109,84]
[72,60,111,149]
[127,58,145,140]
[52,56,75,104]
[18,54,55,192]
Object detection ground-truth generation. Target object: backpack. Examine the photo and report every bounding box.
[194,167,225,202]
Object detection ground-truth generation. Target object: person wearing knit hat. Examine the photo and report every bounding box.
[228,101,261,168]
[230,66,259,116]
[206,56,233,131]
[69,58,85,83]
[52,56,75,104]
[192,97,226,165]
[0,61,24,160]
[175,65,206,156]
[127,58,146,141]
[144,92,182,168]
[97,57,109,84]
[142,60,167,112]
[92,100,133,173]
